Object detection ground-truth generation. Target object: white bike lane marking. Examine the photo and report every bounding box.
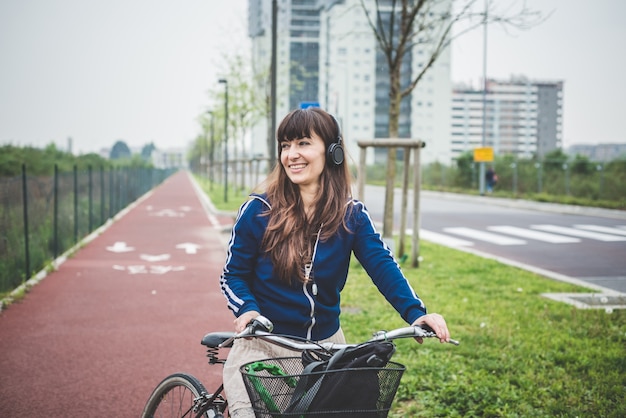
[107,240,202,275]
[175,243,202,254]
[106,241,135,253]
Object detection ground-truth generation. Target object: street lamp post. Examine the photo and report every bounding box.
[203,110,210,181]
[270,0,277,166]
[219,79,229,203]
[207,110,215,191]
[480,0,489,196]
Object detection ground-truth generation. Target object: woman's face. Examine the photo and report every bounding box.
[280,132,326,190]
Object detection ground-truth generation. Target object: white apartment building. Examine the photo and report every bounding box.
[247,0,453,164]
[451,77,563,160]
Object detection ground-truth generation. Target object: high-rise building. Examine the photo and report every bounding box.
[321,0,453,164]
[247,0,323,157]
[451,76,563,160]
[247,0,453,164]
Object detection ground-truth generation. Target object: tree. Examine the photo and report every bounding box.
[0,144,110,177]
[193,53,266,163]
[570,154,594,175]
[141,142,157,161]
[109,140,132,160]
[543,148,568,172]
[360,0,544,238]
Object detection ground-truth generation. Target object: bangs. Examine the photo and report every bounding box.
[277,109,327,143]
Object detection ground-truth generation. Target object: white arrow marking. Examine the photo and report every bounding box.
[151,209,185,217]
[127,265,148,274]
[106,242,135,253]
[111,264,186,275]
[140,254,171,262]
[149,265,186,274]
[176,243,201,254]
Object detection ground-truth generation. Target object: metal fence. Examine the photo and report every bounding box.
[0,164,174,295]
[420,159,626,202]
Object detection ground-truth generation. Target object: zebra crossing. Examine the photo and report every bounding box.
[418,224,626,247]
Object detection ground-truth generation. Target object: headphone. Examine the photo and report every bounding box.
[327,114,344,166]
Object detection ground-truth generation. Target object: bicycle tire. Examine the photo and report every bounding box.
[141,373,212,418]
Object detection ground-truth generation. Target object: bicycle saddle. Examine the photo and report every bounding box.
[201,332,235,348]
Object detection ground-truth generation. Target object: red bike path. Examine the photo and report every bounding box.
[0,171,237,417]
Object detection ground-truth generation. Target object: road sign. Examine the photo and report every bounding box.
[299,101,320,109]
[474,147,494,162]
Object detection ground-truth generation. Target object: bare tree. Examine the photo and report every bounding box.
[192,53,266,165]
[360,0,544,239]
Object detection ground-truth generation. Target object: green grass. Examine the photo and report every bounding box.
[340,243,625,417]
[195,174,626,416]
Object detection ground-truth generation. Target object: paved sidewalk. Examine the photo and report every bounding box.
[0,171,235,417]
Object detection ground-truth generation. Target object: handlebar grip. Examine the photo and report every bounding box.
[413,325,460,345]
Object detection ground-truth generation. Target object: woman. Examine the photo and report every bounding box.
[220,107,450,418]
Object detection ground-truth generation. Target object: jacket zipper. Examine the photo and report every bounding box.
[303,226,322,340]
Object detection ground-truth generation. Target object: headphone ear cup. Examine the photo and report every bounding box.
[328,114,344,166]
[328,142,344,166]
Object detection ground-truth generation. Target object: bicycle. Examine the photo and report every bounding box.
[141,316,459,418]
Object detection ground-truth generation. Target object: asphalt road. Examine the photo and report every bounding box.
[361,185,626,294]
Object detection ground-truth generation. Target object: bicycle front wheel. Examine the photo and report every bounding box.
[141,373,210,418]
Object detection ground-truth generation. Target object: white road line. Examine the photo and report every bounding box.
[531,225,626,242]
[574,225,626,237]
[443,227,526,245]
[487,226,580,243]
[419,229,474,247]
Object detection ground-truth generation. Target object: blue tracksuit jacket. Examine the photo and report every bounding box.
[219,194,427,341]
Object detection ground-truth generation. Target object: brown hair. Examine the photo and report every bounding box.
[260,108,353,284]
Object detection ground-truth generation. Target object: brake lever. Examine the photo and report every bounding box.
[219,315,274,348]
[252,315,274,332]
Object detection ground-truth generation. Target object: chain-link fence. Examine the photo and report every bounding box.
[0,164,174,295]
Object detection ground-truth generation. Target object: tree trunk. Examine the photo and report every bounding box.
[382,67,402,240]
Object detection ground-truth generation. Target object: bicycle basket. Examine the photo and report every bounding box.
[240,357,405,418]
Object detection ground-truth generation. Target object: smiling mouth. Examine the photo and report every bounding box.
[289,164,307,170]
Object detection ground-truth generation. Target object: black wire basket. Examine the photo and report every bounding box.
[240,357,405,418]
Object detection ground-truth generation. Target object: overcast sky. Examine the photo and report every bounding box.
[1,0,624,155]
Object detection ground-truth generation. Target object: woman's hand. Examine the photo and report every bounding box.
[412,313,450,344]
[234,310,261,333]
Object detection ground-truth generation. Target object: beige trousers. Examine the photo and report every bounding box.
[223,328,346,413]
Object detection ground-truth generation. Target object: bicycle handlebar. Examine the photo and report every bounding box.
[219,315,459,349]
[370,326,460,345]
